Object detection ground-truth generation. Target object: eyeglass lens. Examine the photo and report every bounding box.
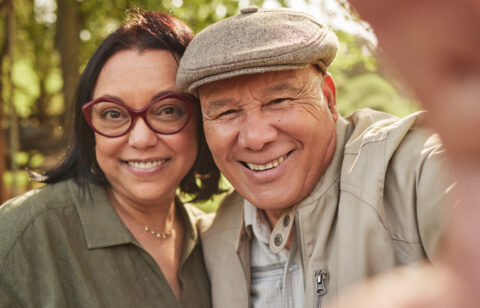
[89,97,189,136]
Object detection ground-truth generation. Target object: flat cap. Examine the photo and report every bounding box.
[177,6,339,93]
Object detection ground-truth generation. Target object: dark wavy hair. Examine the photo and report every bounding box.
[43,11,222,202]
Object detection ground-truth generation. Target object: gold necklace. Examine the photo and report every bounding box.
[109,191,175,240]
[144,225,174,239]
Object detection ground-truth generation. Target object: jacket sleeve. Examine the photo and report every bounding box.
[0,267,21,306]
[382,128,456,261]
[414,134,456,258]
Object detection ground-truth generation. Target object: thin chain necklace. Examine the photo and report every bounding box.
[110,191,175,240]
[144,225,174,239]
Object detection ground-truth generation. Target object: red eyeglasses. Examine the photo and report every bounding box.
[82,93,195,137]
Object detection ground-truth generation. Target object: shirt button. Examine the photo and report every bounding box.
[289,264,299,273]
[274,234,283,246]
[283,215,290,227]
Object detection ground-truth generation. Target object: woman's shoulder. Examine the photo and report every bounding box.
[0,180,74,215]
[0,180,77,259]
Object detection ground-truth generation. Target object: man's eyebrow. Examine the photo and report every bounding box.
[203,98,238,112]
[263,82,301,95]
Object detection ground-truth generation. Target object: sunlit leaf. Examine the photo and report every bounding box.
[30,153,45,168]
[13,152,30,166]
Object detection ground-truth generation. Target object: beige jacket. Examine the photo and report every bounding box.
[201,109,454,308]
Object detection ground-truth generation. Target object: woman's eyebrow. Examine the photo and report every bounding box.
[151,90,178,101]
[96,94,125,104]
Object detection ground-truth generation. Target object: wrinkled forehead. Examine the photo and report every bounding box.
[197,66,323,103]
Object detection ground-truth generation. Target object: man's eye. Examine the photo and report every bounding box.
[268,98,290,105]
[216,109,238,119]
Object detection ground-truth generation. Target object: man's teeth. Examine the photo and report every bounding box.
[246,155,286,171]
[127,160,165,169]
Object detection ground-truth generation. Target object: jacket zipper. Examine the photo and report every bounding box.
[314,270,328,308]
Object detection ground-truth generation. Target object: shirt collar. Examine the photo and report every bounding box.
[68,179,198,252]
[244,200,272,245]
[68,180,135,249]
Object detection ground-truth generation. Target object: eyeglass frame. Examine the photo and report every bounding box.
[82,92,196,138]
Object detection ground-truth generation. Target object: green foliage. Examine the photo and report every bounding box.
[337,73,418,117]
[12,59,40,118]
[330,31,419,117]
[180,175,232,213]
[3,170,31,188]
[1,0,419,206]
[29,152,45,168]
[12,151,45,169]
[45,69,63,94]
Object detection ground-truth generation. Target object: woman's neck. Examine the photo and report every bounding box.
[107,188,177,233]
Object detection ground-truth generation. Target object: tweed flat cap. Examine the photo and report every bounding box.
[177,6,339,93]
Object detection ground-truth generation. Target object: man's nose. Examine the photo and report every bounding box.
[238,111,277,151]
[128,117,158,149]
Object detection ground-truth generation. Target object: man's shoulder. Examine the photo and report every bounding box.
[339,109,446,204]
[0,180,76,259]
[344,108,438,155]
[202,189,244,240]
[182,202,215,233]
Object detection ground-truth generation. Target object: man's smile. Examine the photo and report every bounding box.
[240,151,293,172]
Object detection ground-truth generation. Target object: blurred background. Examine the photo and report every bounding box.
[0,0,419,208]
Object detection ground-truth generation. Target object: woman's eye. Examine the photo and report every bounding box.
[161,107,181,115]
[151,105,186,120]
[102,109,123,119]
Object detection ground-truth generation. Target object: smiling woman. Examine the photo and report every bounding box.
[0,11,221,307]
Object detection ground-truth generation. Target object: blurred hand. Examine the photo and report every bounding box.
[349,0,480,158]
[335,1,480,307]
[331,263,474,308]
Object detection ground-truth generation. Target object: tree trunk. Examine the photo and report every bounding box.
[0,1,8,202]
[0,33,6,202]
[2,0,19,200]
[56,0,80,135]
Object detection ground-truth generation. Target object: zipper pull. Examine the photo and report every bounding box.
[315,270,328,296]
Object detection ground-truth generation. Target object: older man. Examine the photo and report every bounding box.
[177,7,454,308]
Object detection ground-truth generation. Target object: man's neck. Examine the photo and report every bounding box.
[264,208,285,229]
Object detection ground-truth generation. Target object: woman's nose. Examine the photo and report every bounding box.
[127,117,158,149]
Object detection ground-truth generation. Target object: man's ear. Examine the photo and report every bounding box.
[322,73,338,121]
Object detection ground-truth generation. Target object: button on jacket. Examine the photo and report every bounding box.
[0,179,211,307]
[200,109,455,308]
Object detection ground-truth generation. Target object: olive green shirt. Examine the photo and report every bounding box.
[0,179,211,307]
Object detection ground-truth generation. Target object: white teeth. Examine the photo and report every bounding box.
[127,160,165,169]
[246,155,287,171]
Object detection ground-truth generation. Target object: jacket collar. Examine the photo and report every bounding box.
[295,116,353,209]
[237,117,353,253]
[180,202,200,263]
